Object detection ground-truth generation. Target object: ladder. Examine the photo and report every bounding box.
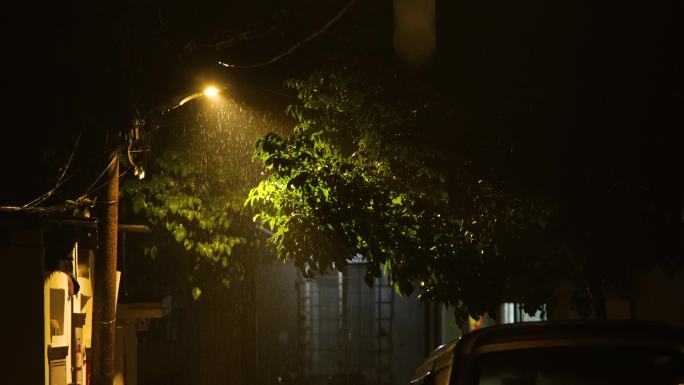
[375,276,394,385]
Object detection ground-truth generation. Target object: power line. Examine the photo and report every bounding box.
[22,130,83,208]
[82,170,129,201]
[80,154,118,200]
[218,0,356,69]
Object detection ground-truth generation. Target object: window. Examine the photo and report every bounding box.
[49,288,65,336]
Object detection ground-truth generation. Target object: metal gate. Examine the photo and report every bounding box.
[296,263,395,385]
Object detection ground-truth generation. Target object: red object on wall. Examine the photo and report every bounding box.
[76,340,83,384]
[85,361,91,385]
[468,316,484,331]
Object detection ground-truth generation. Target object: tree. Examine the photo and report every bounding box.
[245,69,563,323]
[121,96,282,385]
[246,58,684,323]
[122,97,277,297]
[4,1,384,383]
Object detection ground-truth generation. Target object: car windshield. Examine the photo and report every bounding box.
[477,347,683,385]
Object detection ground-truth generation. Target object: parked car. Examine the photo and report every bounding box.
[411,320,684,385]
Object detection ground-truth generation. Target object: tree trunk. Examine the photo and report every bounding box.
[92,152,119,385]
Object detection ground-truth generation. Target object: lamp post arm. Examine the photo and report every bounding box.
[177,92,204,107]
[140,86,225,124]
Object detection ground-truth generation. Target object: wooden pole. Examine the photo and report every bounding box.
[92,151,119,385]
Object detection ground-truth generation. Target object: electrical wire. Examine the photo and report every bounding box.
[22,130,83,208]
[82,170,129,201]
[2,145,117,212]
[0,204,80,215]
[80,154,118,200]
[3,142,128,216]
[218,0,356,69]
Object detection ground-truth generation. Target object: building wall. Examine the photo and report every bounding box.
[294,263,427,385]
[391,290,429,385]
[2,227,45,384]
[635,267,684,326]
[255,260,299,385]
[3,223,97,385]
[77,250,95,351]
[345,266,379,382]
[550,267,684,324]
[42,242,93,385]
[45,271,73,385]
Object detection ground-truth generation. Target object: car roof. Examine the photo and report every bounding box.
[412,321,684,383]
[455,320,684,355]
[412,339,460,381]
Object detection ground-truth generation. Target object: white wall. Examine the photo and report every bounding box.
[45,271,72,385]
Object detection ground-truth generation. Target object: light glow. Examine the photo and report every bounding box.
[203,86,220,98]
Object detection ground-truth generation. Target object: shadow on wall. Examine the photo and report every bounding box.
[551,267,684,324]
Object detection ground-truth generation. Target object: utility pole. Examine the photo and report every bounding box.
[92,150,120,385]
[91,0,135,381]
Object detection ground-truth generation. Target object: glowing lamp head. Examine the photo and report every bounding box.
[203,86,220,98]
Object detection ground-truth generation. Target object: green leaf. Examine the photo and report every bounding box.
[173,224,187,243]
[191,287,202,300]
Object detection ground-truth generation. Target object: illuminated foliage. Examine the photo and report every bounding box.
[123,107,264,298]
[247,70,560,322]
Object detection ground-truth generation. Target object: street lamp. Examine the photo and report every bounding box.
[94,82,228,384]
[176,85,224,108]
[203,86,220,98]
[129,85,226,179]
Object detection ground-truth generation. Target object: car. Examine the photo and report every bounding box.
[410,320,684,385]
